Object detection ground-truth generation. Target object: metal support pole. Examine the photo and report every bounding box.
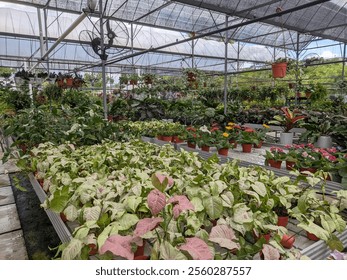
[43,8,50,72]
[192,34,195,68]
[99,0,108,119]
[295,33,300,105]
[131,23,134,68]
[29,11,88,72]
[342,43,346,80]
[236,41,240,88]
[223,16,228,115]
[37,8,45,58]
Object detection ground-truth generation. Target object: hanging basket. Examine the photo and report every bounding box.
[272,62,287,78]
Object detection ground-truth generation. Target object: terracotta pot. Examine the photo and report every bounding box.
[280,234,295,249]
[107,115,113,122]
[60,212,68,222]
[88,244,98,255]
[272,62,287,78]
[134,244,145,257]
[19,144,28,153]
[201,145,210,152]
[277,216,289,227]
[134,255,149,260]
[253,141,263,148]
[299,167,317,174]
[172,136,184,143]
[161,136,173,142]
[241,143,253,153]
[65,77,74,87]
[218,148,229,156]
[306,231,319,241]
[286,161,295,170]
[259,233,271,243]
[267,159,282,169]
[229,140,238,148]
[187,142,196,149]
[157,135,163,140]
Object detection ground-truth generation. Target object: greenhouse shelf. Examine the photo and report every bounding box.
[28,173,72,244]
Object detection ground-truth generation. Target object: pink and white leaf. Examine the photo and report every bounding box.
[147,189,166,216]
[168,195,194,218]
[99,235,135,260]
[208,225,240,250]
[179,237,213,260]
[134,217,163,237]
[262,244,280,260]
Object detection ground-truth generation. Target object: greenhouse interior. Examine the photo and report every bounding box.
[0,0,347,261]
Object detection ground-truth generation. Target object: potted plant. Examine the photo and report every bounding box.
[269,107,305,145]
[196,125,217,152]
[119,73,129,85]
[254,124,270,148]
[238,127,259,153]
[142,73,156,85]
[300,113,333,148]
[215,131,232,156]
[225,122,241,148]
[264,147,286,169]
[129,73,139,85]
[183,126,198,148]
[271,58,293,78]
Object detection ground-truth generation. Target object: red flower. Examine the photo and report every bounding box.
[210,127,219,132]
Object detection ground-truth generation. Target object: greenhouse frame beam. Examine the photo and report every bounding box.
[103,0,330,67]
[132,1,172,23]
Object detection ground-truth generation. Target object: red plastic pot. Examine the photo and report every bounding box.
[134,244,145,257]
[187,142,196,149]
[277,216,289,227]
[60,212,68,222]
[201,145,210,152]
[280,234,295,249]
[241,143,253,153]
[267,159,282,169]
[272,62,287,78]
[88,244,98,255]
[218,148,229,156]
[260,233,271,243]
[299,167,317,174]
[161,136,172,142]
[157,135,163,140]
[65,77,74,87]
[306,231,319,241]
[286,161,295,170]
[172,136,184,143]
[134,255,149,260]
[253,141,263,148]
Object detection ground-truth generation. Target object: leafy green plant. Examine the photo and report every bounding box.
[269,107,305,132]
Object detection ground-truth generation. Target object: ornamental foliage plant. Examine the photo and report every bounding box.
[264,147,287,161]
[270,107,305,133]
[12,140,347,260]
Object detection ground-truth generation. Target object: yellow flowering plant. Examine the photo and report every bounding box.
[255,124,270,142]
[225,122,241,141]
[215,131,233,149]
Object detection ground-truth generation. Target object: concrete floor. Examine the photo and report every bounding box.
[0,147,28,260]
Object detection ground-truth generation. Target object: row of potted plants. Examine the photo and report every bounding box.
[20,140,347,260]
[264,144,347,186]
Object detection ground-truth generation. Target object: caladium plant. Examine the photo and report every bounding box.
[15,139,345,260]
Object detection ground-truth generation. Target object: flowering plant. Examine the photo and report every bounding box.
[255,124,270,141]
[264,147,286,161]
[225,122,241,141]
[183,126,198,143]
[214,131,233,149]
[238,127,259,145]
[196,125,218,147]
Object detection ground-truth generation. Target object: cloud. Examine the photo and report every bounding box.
[320,51,337,59]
